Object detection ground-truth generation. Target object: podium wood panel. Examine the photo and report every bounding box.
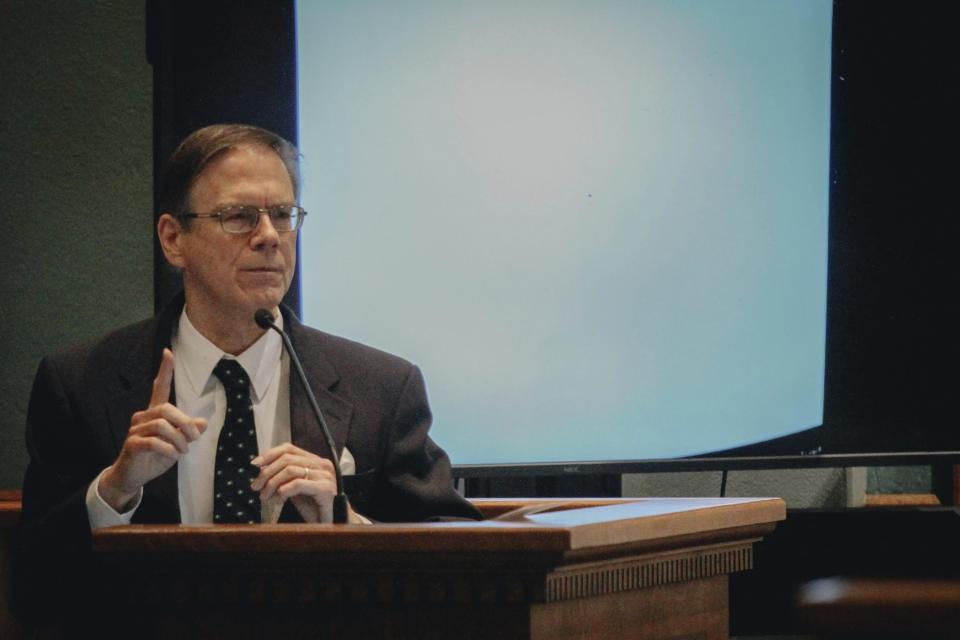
[92,497,784,639]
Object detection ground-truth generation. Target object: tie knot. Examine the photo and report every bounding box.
[212,358,251,392]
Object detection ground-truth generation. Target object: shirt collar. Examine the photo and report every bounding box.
[175,309,284,402]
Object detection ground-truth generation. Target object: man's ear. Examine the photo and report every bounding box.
[157,213,187,268]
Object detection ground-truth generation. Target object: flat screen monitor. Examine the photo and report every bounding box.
[296,1,832,467]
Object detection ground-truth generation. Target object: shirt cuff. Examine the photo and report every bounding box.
[85,468,143,529]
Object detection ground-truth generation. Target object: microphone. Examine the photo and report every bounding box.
[255,308,350,524]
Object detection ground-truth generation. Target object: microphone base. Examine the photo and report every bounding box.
[333,494,350,524]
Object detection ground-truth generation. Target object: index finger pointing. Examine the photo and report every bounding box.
[149,348,175,408]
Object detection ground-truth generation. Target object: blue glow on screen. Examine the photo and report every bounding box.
[296,1,832,465]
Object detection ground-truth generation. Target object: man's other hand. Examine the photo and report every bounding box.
[251,443,363,524]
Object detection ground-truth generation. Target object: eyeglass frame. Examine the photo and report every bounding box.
[178,204,307,234]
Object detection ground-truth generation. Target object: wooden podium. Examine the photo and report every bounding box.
[92,497,784,639]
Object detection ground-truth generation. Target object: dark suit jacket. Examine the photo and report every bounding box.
[20,294,480,554]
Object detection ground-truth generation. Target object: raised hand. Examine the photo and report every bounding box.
[99,348,207,511]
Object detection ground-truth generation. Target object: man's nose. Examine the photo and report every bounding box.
[249,211,280,247]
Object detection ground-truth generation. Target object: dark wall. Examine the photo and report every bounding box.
[0,1,153,488]
[823,2,956,454]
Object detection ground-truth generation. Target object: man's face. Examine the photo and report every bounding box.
[170,144,297,322]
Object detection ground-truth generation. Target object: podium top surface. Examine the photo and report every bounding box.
[93,497,785,555]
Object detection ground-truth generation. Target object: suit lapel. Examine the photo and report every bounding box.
[282,307,354,462]
[278,308,354,524]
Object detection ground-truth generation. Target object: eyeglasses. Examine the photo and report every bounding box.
[179,205,307,234]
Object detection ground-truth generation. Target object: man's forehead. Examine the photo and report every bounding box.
[188,144,294,207]
[202,143,280,175]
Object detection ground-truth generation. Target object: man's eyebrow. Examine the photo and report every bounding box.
[212,201,296,209]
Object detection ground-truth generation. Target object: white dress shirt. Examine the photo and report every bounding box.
[87,309,357,528]
[172,308,289,524]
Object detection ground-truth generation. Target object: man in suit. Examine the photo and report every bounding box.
[20,124,480,560]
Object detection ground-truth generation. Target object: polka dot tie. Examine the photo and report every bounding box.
[212,359,261,524]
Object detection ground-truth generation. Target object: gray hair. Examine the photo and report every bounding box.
[158,124,301,226]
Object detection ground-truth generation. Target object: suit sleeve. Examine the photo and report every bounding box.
[21,356,101,552]
[17,356,112,621]
[371,365,482,522]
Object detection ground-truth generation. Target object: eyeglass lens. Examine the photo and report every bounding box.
[221,206,301,233]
